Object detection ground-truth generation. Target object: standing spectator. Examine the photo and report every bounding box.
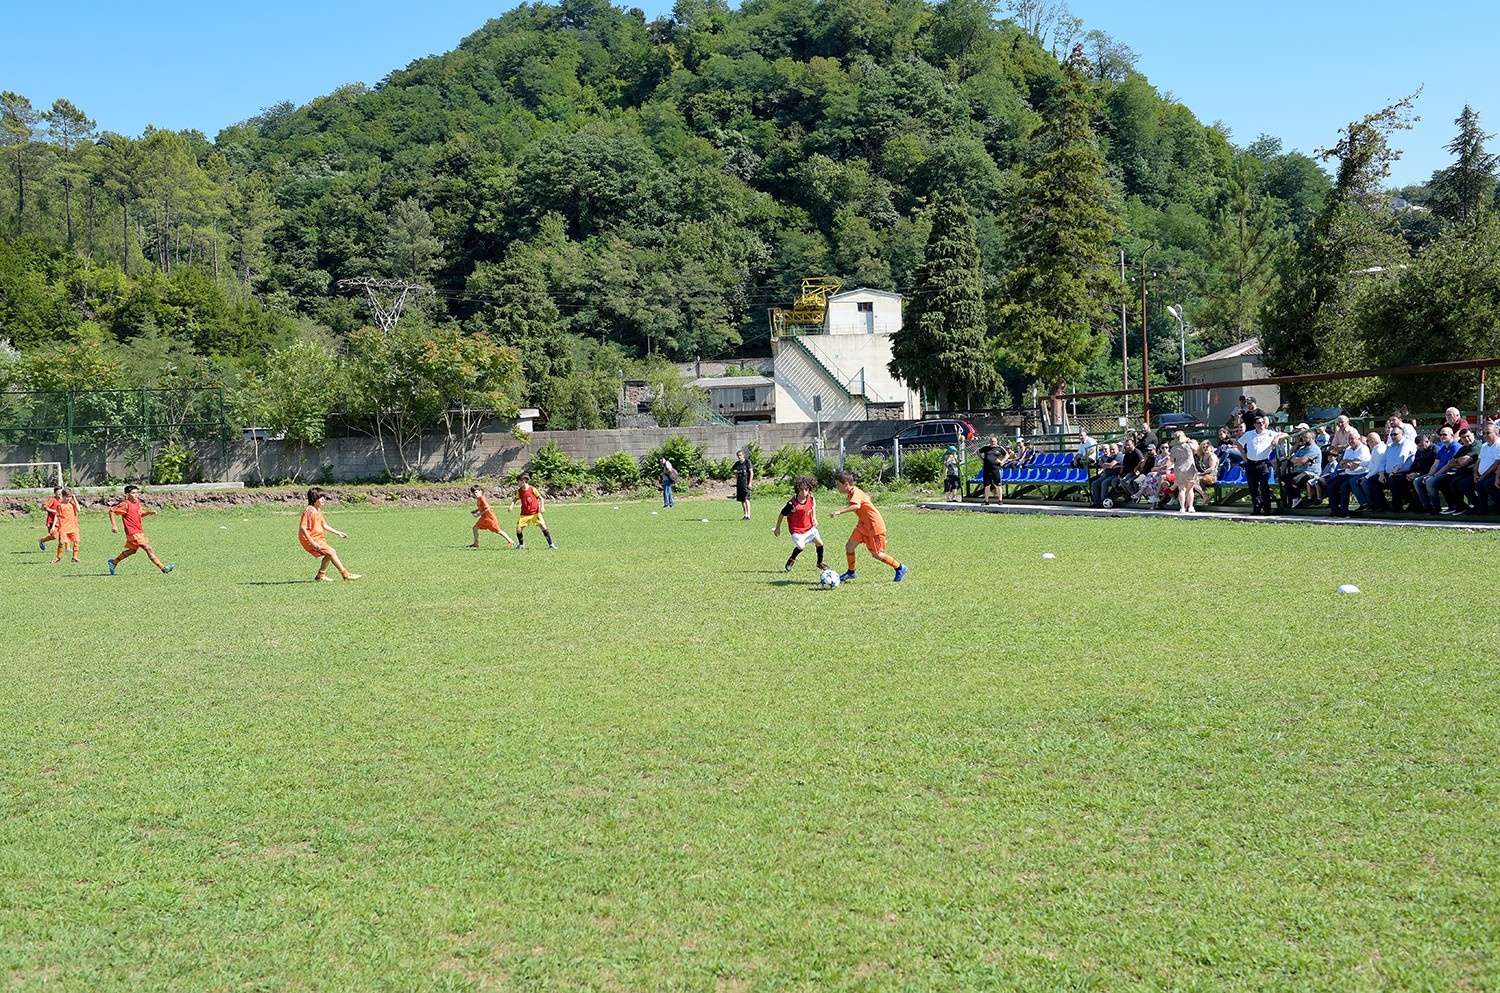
[1170,431,1200,514]
[1354,423,1415,512]
[976,436,1006,506]
[1441,407,1471,436]
[1089,443,1122,508]
[1284,431,1323,508]
[942,446,961,502]
[659,457,678,508]
[1236,414,1287,515]
[1414,426,1460,513]
[1390,434,1436,512]
[1328,434,1375,517]
[1240,395,1272,431]
[1458,422,1500,515]
[733,449,754,520]
[1437,427,1480,515]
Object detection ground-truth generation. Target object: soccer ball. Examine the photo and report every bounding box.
[818,568,841,588]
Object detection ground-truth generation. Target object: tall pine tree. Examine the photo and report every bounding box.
[889,193,997,410]
[1430,105,1498,226]
[994,46,1117,425]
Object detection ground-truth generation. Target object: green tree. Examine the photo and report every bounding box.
[43,99,96,245]
[994,47,1117,424]
[0,91,42,230]
[1429,104,1498,226]
[1260,95,1416,413]
[889,193,996,410]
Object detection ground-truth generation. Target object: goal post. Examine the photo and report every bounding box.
[0,462,65,489]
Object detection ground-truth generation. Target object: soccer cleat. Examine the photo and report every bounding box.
[71,557,79,563]
[161,565,174,574]
[893,564,907,582]
[547,543,557,550]
[314,574,334,582]
[343,573,362,581]
[107,559,116,575]
[785,560,794,572]
[39,539,46,550]
[839,570,856,582]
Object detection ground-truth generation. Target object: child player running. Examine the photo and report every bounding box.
[298,487,361,581]
[50,488,82,564]
[467,485,515,548]
[773,474,826,573]
[509,473,557,550]
[107,485,174,575]
[829,470,906,583]
[39,485,62,551]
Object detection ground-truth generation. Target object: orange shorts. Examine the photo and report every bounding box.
[850,527,887,555]
[475,511,501,533]
[125,532,150,550]
[300,536,332,558]
[57,530,80,544]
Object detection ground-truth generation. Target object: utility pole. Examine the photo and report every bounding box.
[1140,245,1152,427]
[1120,249,1129,419]
[337,276,430,333]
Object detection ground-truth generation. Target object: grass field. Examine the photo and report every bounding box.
[2,493,1498,991]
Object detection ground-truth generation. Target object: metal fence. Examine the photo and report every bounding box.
[0,389,230,484]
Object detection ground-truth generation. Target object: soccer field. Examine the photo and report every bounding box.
[3,496,1498,991]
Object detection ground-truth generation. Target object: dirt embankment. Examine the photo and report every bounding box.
[2,479,744,517]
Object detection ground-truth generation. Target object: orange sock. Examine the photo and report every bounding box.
[875,551,899,569]
[846,551,857,571]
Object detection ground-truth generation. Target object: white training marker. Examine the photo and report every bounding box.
[219,526,227,529]
[1041,552,1056,560]
[701,518,710,523]
[1337,584,1361,594]
[651,511,658,515]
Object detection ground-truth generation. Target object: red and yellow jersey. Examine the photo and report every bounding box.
[517,485,540,516]
[299,505,325,542]
[782,494,816,534]
[845,486,885,535]
[112,501,145,535]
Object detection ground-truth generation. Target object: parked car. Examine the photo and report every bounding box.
[1154,412,1206,434]
[862,419,976,453]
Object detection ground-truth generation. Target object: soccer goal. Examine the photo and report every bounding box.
[0,461,65,490]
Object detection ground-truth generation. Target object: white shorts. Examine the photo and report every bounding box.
[791,528,822,549]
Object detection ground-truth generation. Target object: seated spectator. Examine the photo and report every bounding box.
[1354,422,1415,512]
[1073,430,1099,468]
[1195,439,1219,493]
[1118,438,1144,499]
[1436,427,1480,515]
[1441,406,1471,437]
[1284,431,1323,508]
[1089,443,1122,507]
[1390,434,1436,512]
[1328,433,1374,517]
[1457,421,1500,515]
[1314,423,1331,447]
[1350,432,1389,511]
[1329,414,1358,458]
[1414,426,1460,513]
[1215,426,1243,469]
[1137,444,1174,507]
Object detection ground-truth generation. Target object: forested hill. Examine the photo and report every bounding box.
[3,0,1345,423]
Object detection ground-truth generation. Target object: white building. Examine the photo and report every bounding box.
[1183,339,1280,426]
[772,288,920,423]
[694,375,776,424]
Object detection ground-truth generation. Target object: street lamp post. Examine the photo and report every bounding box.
[1167,304,1186,381]
[1140,246,1152,426]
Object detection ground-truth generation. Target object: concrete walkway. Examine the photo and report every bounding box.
[915,499,1500,531]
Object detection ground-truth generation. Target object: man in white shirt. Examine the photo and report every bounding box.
[1458,422,1500,515]
[1328,433,1374,518]
[1235,415,1288,515]
[1354,423,1416,512]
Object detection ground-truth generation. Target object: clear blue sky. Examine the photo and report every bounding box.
[8,1,1497,188]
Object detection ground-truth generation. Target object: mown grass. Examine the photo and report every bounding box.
[2,495,1498,991]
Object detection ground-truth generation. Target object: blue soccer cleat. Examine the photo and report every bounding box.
[838,570,856,582]
[162,564,175,574]
[893,564,907,582]
[107,558,116,575]
[39,539,47,550]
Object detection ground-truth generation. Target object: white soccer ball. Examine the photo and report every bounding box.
[819,568,841,588]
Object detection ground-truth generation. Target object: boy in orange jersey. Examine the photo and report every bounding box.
[773,475,825,572]
[39,485,63,551]
[107,485,174,575]
[468,485,515,548]
[298,487,361,581]
[829,470,906,583]
[50,488,82,563]
[509,473,557,550]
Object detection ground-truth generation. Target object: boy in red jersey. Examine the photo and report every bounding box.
[773,475,825,572]
[39,485,62,551]
[51,488,82,563]
[468,485,515,548]
[509,473,556,549]
[107,485,174,575]
[298,487,361,581]
[829,470,906,582]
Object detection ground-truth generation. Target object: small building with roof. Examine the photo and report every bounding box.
[1183,338,1280,427]
[771,287,919,424]
[694,375,776,424]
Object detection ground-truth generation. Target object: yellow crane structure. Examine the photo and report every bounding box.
[769,276,842,350]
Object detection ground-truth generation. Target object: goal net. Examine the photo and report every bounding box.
[0,461,65,490]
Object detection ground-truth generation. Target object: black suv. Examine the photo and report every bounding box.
[862,419,976,453]
[1154,412,1206,433]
